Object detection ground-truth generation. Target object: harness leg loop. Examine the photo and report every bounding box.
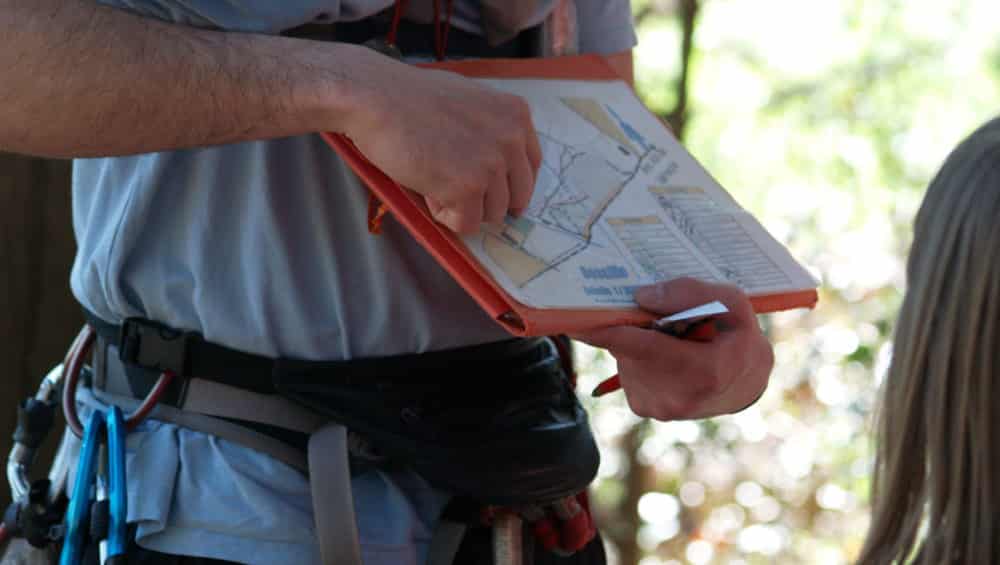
[307,424,362,565]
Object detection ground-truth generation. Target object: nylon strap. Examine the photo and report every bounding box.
[79,386,310,472]
[79,388,367,565]
[308,424,363,565]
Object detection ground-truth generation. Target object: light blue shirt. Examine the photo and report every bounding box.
[70,1,636,563]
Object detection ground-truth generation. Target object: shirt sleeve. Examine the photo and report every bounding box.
[573,0,638,55]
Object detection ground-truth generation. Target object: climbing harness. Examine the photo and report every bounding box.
[74,313,601,564]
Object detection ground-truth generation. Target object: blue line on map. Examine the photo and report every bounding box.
[606,104,650,152]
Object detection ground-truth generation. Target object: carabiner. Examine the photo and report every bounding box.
[60,411,104,565]
[59,407,130,565]
[105,406,128,563]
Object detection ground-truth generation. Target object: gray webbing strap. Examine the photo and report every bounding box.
[96,347,329,436]
[308,424,363,565]
[181,378,328,434]
[81,387,369,565]
[80,386,310,472]
[426,520,467,565]
[493,514,524,565]
[86,365,458,565]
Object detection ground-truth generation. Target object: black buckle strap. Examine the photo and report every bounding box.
[119,318,198,377]
[82,309,278,391]
[83,308,550,386]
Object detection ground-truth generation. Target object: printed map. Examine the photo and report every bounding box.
[463,79,816,309]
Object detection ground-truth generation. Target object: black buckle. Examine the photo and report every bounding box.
[118,318,197,376]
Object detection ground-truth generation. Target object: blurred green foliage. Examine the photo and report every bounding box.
[575,1,1000,563]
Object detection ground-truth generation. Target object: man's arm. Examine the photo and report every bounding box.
[0,0,539,233]
[0,0,365,157]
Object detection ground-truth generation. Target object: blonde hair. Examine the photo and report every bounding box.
[857,118,1000,564]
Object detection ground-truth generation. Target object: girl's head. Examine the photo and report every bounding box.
[859,117,1000,564]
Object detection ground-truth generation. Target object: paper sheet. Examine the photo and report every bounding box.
[461,78,817,309]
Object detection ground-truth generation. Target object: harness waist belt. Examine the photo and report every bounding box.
[84,308,547,401]
[81,312,601,562]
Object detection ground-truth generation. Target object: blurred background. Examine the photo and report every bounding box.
[577,1,1000,564]
[1,1,999,564]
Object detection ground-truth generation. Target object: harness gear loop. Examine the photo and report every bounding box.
[62,325,175,439]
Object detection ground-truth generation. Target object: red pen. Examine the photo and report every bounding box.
[590,301,729,398]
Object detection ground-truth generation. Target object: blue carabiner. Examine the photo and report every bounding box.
[60,411,105,565]
[105,406,128,563]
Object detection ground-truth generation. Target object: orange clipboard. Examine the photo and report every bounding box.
[320,54,818,336]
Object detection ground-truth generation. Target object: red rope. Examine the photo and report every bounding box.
[62,326,96,438]
[432,0,455,60]
[386,0,409,45]
[125,370,177,431]
[61,324,176,436]
[388,0,452,59]
[0,522,10,548]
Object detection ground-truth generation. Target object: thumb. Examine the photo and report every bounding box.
[635,277,755,326]
[634,277,722,315]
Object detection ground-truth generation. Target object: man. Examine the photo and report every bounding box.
[0,1,774,563]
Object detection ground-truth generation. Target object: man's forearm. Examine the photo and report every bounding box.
[0,0,375,158]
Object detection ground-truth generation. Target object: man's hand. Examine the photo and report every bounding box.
[571,278,774,421]
[343,59,542,234]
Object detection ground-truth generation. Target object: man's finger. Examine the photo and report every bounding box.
[507,151,535,214]
[635,277,754,323]
[482,169,509,224]
[425,196,443,216]
[436,197,483,234]
[526,130,542,179]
